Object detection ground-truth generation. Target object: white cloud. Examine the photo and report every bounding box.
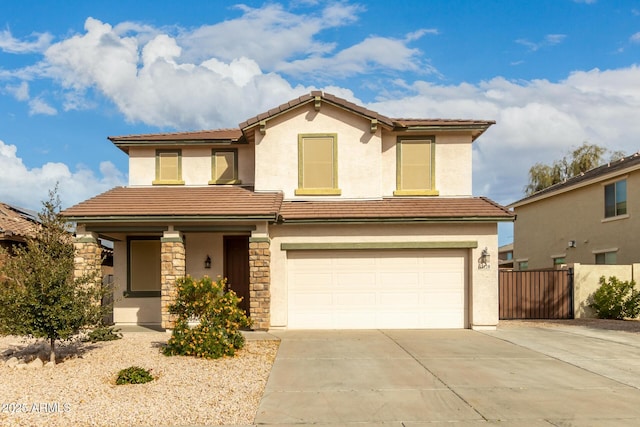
[371,66,640,205]
[516,34,566,51]
[0,139,125,211]
[5,81,29,101]
[0,29,53,53]
[630,32,640,43]
[28,97,57,115]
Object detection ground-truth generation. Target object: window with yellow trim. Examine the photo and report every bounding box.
[296,134,341,195]
[153,150,184,185]
[210,149,241,184]
[395,137,437,196]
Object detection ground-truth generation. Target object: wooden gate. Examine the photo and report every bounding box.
[499,269,574,319]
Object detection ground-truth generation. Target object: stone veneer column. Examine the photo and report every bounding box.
[160,231,185,330]
[249,237,271,330]
[73,231,102,282]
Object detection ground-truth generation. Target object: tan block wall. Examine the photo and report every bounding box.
[572,263,639,318]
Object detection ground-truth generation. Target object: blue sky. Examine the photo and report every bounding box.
[2,0,640,245]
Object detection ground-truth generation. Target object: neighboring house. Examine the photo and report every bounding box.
[62,91,513,330]
[0,202,39,256]
[509,152,640,270]
[498,243,514,269]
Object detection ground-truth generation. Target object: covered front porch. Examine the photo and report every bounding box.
[63,186,283,331]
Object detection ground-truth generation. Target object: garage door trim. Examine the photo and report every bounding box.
[281,241,478,251]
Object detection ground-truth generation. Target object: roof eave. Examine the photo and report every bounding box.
[279,216,515,224]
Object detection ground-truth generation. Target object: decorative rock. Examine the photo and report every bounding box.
[5,356,19,368]
[15,363,27,370]
[27,358,43,369]
[44,361,55,368]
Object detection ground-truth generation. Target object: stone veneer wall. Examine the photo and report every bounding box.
[160,236,185,330]
[73,233,102,281]
[249,238,271,330]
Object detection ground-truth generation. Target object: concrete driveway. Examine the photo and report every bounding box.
[255,327,640,426]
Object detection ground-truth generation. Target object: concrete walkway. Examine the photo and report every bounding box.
[254,328,640,426]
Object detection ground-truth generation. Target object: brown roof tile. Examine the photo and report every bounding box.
[61,187,283,219]
[108,129,243,142]
[239,92,395,130]
[0,203,40,240]
[279,197,513,221]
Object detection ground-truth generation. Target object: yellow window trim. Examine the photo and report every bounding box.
[294,188,342,196]
[210,149,242,185]
[393,189,440,196]
[152,179,185,185]
[155,149,183,184]
[396,136,436,193]
[297,133,341,195]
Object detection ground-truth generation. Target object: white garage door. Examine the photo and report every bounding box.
[287,249,467,329]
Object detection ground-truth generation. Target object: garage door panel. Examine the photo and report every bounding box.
[287,249,467,329]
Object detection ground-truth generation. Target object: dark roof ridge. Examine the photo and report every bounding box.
[511,151,640,206]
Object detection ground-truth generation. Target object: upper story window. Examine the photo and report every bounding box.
[210,149,241,185]
[153,149,184,185]
[295,134,341,196]
[604,179,626,218]
[595,251,617,265]
[394,137,438,196]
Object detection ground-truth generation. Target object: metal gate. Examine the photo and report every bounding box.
[499,268,574,319]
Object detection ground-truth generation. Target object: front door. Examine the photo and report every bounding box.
[223,236,250,316]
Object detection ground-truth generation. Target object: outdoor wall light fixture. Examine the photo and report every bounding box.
[204,255,212,269]
[568,240,577,248]
[478,247,490,270]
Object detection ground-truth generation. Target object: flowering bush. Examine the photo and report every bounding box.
[163,276,251,359]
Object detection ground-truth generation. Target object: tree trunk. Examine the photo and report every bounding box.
[49,338,56,365]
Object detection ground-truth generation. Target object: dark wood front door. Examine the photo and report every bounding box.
[223,236,250,316]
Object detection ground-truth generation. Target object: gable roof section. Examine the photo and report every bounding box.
[109,129,244,153]
[510,151,640,208]
[104,92,495,150]
[279,197,514,222]
[0,202,40,242]
[61,187,284,221]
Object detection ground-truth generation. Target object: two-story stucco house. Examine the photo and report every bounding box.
[509,152,640,270]
[63,91,513,330]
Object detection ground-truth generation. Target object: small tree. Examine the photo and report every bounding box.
[589,276,640,320]
[0,189,106,364]
[524,142,624,196]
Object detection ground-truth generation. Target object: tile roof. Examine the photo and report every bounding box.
[108,129,243,142]
[104,92,495,147]
[511,151,640,206]
[279,197,514,222]
[0,203,40,241]
[61,187,284,220]
[61,187,513,223]
[239,91,397,130]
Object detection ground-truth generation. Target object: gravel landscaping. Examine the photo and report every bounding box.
[0,331,279,427]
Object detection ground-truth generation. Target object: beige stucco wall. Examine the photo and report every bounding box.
[128,145,255,186]
[112,232,227,325]
[268,222,499,330]
[572,263,640,318]
[513,170,640,269]
[380,132,472,197]
[253,102,474,198]
[253,102,382,198]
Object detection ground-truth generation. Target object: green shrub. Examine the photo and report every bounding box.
[590,276,640,320]
[163,276,251,359]
[83,326,122,343]
[116,366,154,385]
